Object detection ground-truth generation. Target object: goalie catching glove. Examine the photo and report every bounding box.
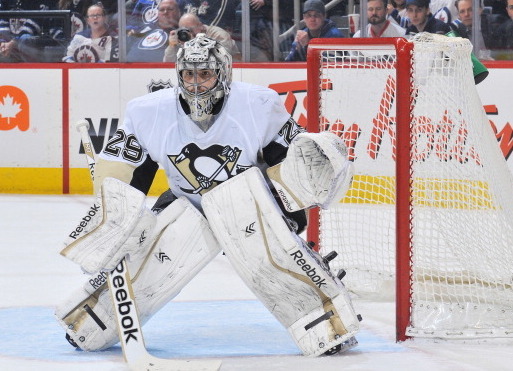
[267,131,353,212]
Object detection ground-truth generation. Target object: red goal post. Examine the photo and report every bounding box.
[305,35,513,342]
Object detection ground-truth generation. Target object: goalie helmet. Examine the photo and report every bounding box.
[176,33,232,125]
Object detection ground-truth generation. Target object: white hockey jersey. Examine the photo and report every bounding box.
[63,32,117,63]
[98,81,302,209]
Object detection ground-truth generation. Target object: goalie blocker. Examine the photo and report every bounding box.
[202,167,360,356]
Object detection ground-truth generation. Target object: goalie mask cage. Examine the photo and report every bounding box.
[306,34,513,342]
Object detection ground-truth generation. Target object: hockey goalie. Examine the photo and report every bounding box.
[55,33,360,357]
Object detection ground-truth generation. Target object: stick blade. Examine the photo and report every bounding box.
[131,355,222,371]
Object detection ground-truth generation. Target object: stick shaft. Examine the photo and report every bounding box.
[76,121,148,363]
[77,124,96,181]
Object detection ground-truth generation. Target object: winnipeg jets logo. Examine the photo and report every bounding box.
[73,44,101,63]
[142,5,158,24]
[140,29,168,49]
[70,14,85,36]
[244,222,256,237]
[168,143,243,195]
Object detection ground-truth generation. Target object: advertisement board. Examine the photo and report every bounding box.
[0,64,512,194]
[0,69,62,192]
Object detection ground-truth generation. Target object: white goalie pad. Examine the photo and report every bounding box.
[267,131,354,212]
[55,197,221,351]
[60,177,156,274]
[202,167,360,356]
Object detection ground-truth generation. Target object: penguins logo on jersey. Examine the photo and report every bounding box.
[168,143,243,195]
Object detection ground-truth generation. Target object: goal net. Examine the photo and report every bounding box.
[306,34,513,341]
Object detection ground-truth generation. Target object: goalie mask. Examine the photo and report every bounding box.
[176,33,232,126]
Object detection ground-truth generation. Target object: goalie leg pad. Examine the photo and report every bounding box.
[267,132,354,212]
[60,177,157,274]
[202,167,360,357]
[55,197,221,351]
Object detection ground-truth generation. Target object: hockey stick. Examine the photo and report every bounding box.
[76,120,96,181]
[76,120,222,371]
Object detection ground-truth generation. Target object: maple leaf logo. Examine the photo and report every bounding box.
[0,94,22,124]
[0,85,29,131]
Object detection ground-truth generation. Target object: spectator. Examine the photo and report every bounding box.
[354,0,407,37]
[484,0,509,18]
[63,3,118,62]
[178,0,239,33]
[494,0,513,49]
[236,0,295,62]
[125,0,159,32]
[126,0,180,62]
[245,0,274,61]
[58,1,118,37]
[284,0,344,62]
[0,0,67,62]
[58,0,89,37]
[430,0,458,24]
[389,0,410,28]
[163,12,241,62]
[405,0,451,35]
[450,0,493,60]
[0,16,39,62]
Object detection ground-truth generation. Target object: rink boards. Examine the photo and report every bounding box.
[0,62,512,194]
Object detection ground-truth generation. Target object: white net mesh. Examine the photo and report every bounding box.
[310,34,513,338]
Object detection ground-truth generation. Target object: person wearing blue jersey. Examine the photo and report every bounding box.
[285,0,344,62]
[405,0,451,35]
[126,0,180,62]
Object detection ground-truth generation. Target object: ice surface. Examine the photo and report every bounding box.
[1,194,512,370]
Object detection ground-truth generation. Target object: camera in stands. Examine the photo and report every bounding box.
[177,28,192,42]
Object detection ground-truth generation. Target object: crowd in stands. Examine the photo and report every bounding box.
[1,0,513,63]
